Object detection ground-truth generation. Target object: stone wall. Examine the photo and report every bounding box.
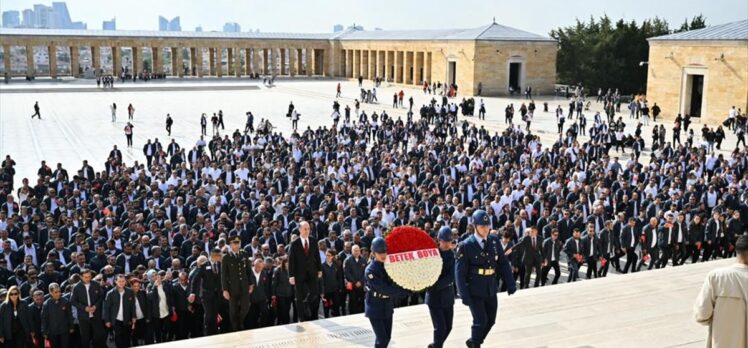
[473,41,557,96]
[647,40,748,125]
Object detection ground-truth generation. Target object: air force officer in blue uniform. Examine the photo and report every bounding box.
[456,210,516,348]
[365,237,411,348]
[426,226,456,348]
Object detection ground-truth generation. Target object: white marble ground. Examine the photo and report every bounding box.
[0,78,739,189]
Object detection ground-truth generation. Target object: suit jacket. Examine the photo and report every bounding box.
[542,237,562,262]
[621,226,639,249]
[190,261,222,300]
[563,237,584,259]
[288,237,322,281]
[102,287,135,324]
[146,283,174,319]
[249,269,271,304]
[70,281,105,321]
[581,235,601,258]
[514,235,543,265]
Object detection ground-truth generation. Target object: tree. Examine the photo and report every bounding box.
[550,15,706,95]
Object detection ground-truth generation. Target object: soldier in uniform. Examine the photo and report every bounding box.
[456,210,516,348]
[426,227,456,348]
[365,237,411,348]
[221,236,252,332]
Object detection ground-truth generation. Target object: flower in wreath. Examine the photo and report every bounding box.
[383,225,442,291]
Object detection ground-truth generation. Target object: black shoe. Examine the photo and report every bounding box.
[428,344,434,348]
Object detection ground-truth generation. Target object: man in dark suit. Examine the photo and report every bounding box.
[70,269,106,348]
[640,217,660,271]
[103,274,136,348]
[657,214,675,268]
[563,229,584,282]
[513,227,543,289]
[190,249,224,335]
[247,258,271,329]
[343,244,366,314]
[620,218,639,273]
[288,221,322,322]
[581,223,601,279]
[221,236,251,332]
[541,228,562,285]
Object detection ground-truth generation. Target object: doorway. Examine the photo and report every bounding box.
[688,74,704,117]
[447,61,456,86]
[509,62,521,91]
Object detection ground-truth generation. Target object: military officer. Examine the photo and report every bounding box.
[456,210,516,348]
[426,227,456,348]
[365,237,411,348]
[221,236,252,332]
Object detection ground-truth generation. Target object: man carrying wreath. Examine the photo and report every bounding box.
[456,210,516,348]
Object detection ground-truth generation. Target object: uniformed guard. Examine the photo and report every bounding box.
[456,210,516,348]
[426,226,456,348]
[365,237,411,348]
[221,236,252,332]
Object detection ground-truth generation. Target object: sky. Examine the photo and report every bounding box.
[2,0,747,35]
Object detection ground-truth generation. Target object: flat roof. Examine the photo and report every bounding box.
[0,22,555,42]
[649,20,748,41]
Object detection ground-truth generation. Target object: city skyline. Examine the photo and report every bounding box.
[1,0,746,34]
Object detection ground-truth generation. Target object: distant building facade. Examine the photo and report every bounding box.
[102,18,116,30]
[223,22,240,33]
[158,16,181,31]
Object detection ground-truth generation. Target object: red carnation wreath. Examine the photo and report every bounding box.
[383,226,442,291]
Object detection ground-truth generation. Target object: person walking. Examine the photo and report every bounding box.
[103,275,136,348]
[288,221,322,322]
[41,283,74,348]
[426,227,456,348]
[0,286,32,348]
[31,101,41,119]
[693,235,748,348]
[456,210,516,348]
[110,102,117,122]
[127,103,135,120]
[165,114,173,136]
[124,122,134,147]
[365,237,411,348]
[200,113,207,136]
[336,83,341,98]
[218,110,225,130]
[221,236,251,332]
[70,269,106,348]
[189,249,224,336]
[291,109,300,131]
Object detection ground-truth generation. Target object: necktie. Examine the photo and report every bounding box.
[213,262,218,274]
[532,237,536,250]
[304,239,309,255]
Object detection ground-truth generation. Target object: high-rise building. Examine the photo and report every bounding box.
[2,11,21,28]
[159,16,181,31]
[195,25,203,32]
[333,24,344,32]
[103,17,116,30]
[22,9,34,27]
[223,22,240,33]
[51,2,71,28]
[33,4,54,28]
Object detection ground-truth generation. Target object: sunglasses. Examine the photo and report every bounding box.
[9,292,18,296]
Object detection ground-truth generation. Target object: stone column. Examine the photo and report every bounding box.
[70,46,79,77]
[47,46,57,78]
[352,49,358,78]
[412,51,419,85]
[384,51,389,81]
[25,45,34,77]
[132,47,140,75]
[403,51,412,84]
[91,46,100,76]
[189,48,196,76]
[289,48,296,76]
[262,48,271,75]
[226,47,233,76]
[2,45,10,76]
[362,50,369,79]
[196,48,203,77]
[216,48,224,77]
[425,52,432,83]
[279,48,286,75]
[394,51,401,83]
[369,50,376,79]
[177,47,185,77]
[208,48,215,76]
[112,46,121,76]
[306,48,313,76]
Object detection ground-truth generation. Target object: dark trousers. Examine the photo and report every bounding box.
[4,335,25,348]
[702,241,714,261]
[190,306,204,338]
[599,253,611,277]
[201,125,206,135]
[78,318,105,348]
[131,318,147,346]
[246,301,269,329]
[126,134,133,146]
[323,291,341,318]
[294,275,320,322]
[175,310,190,339]
[152,316,169,343]
[113,320,131,348]
[228,292,250,332]
[427,305,453,348]
[521,260,542,288]
[622,248,638,273]
[585,257,599,279]
[203,297,219,335]
[145,155,153,167]
[468,296,497,345]
[658,246,672,268]
[672,243,686,265]
[47,334,69,348]
[368,316,393,348]
[541,260,560,285]
[640,248,659,271]
[275,296,292,325]
[567,260,580,282]
[348,288,364,314]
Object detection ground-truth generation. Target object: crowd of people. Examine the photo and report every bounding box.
[0,78,747,348]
